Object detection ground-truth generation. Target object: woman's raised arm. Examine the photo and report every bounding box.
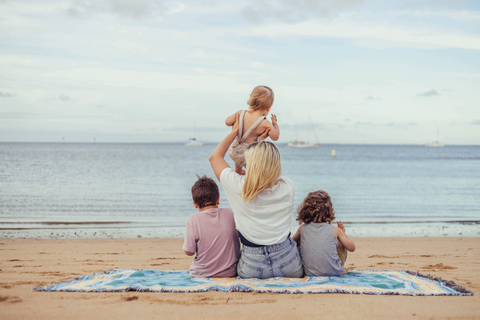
[209,114,239,180]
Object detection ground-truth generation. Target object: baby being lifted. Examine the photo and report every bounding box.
[225,85,280,175]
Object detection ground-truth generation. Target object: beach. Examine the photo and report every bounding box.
[1,237,479,319]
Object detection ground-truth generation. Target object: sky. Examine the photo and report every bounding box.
[0,0,479,144]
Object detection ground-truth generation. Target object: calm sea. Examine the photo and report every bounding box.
[1,143,479,238]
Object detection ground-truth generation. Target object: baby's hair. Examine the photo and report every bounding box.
[297,190,335,224]
[191,175,219,209]
[248,86,274,111]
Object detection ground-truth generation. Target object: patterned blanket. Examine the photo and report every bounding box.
[34,269,472,296]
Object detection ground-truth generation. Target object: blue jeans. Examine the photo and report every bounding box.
[237,237,304,279]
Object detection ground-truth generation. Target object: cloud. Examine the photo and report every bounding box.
[435,0,463,6]
[166,2,185,14]
[253,17,480,50]
[355,121,375,126]
[366,96,381,101]
[64,0,166,20]
[402,0,464,9]
[0,91,15,98]
[242,0,364,24]
[59,95,72,101]
[0,112,44,119]
[166,126,228,133]
[383,122,417,127]
[280,122,329,130]
[471,120,480,125]
[444,72,480,80]
[417,89,440,97]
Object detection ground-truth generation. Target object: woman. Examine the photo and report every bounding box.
[209,115,303,278]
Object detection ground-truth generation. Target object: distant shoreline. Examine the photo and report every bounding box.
[1,141,480,146]
[1,220,479,239]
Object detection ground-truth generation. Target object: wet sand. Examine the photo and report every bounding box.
[0,237,479,319]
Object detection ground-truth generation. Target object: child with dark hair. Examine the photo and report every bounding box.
[183,175,240,278]
[292,190,356,277]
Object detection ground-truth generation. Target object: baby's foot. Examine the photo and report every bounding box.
[343,267,349,275]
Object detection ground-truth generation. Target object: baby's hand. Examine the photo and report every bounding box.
[337,221,346,234]
[271,114,278,127]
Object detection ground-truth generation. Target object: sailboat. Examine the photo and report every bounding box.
[185,121,204,146]
[425,126,444,147]
[289,122,318,148]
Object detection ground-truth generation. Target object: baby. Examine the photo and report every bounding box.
[225,85,280,175]
[292,190,356,277]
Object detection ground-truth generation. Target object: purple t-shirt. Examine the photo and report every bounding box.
[183,208,240,278]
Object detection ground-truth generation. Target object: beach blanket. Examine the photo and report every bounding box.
[34,269,472,296]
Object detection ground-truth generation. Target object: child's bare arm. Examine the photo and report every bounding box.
[184,250,195,256]
[334,225,355,252]
[268,114,280,141]
[292,225,304,246]
[225,110,242,126]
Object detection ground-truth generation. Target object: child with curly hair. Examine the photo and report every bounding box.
[292,190,355,277]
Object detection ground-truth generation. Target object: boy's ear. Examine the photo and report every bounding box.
[216,197,220,205]
[192,201,199,209]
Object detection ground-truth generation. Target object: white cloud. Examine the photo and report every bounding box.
[444,72,480,80]
[166,2,185,14]
[242,0,364,23]
[253,16,480,50]
[0,91,15,98]
[417,90,440,97]
[64,0,166,20]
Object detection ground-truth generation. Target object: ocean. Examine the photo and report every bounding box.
[1,142,479,238]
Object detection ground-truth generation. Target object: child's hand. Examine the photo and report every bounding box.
[337,221,346,234]
[271,114,278,128]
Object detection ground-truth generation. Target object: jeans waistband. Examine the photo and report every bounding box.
[242,237,292,254]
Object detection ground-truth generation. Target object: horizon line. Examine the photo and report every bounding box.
[1,141,479,146]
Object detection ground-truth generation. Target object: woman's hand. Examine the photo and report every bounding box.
[231,114,240,136]
[258,127,271,141]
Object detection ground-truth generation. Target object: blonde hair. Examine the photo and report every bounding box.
[247,86,274,111]
[241,141,282,202]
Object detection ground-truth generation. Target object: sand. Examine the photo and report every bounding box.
[0,237,479,320]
